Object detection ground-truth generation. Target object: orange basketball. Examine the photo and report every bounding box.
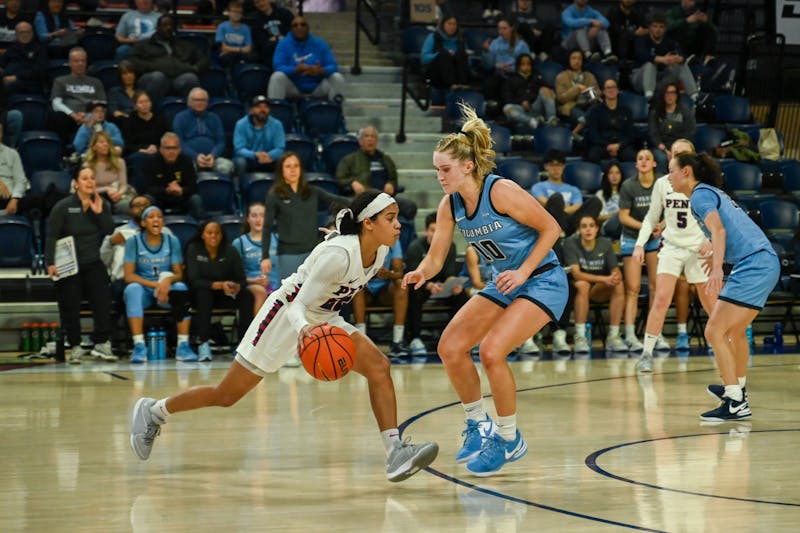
[299,324,356,381]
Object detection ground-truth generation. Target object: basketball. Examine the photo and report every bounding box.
[299,324,356,381]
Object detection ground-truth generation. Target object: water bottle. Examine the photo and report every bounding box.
[745,324,754,354]
[147,328,158,360]
[157,328,166,359]
[30,324,41,352]
[585,323,592,354]
[774,323,783,348]
[37,323,47,350]
[20,322,31,352]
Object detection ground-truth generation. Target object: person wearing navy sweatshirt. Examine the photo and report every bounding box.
[267,15,345,101]
[172,88,233,176]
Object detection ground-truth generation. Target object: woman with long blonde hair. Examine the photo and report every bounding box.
[85,130,131,214]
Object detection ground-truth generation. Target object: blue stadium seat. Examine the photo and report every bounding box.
[235,64,270,102]
[208,98,245,140]
[177,32,211,56]
[758,200,797,247]
[163,216,198,251]
[723,161,770,210]
[321,134,359,175]
[488,123,512,156]
[80,31,117,64]
[284,133,317,171]
[196,172,237,215]
[533,126,572,156]
[19,132,62,176]
[157,97,187,126]
[267,99,296,134]
[401,26,432,57]
[497,159,540,191]
[8,95,49,132]
[201,67,229,98]
[619,91,648,123]
[584,62,618,86]
[0,215,36,268]
[445,89,485,132]
[300,100,346,139]
[463,28,493,55]
[47,59,69,85]
[29,170,71,196]
[693,124,726,154]
[714,95,752,125]
[306,172,340,196]
[564,161,602,193]
[89,61,121,91]
[214,214,243,242]
[619,161,637,180]
[781,159,800,201]
[240,172,275,206]
[534,60,564,88]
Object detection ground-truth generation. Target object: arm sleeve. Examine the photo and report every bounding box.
[73,126,89,153]
[635,179,665,246]
[34,12,48,43]
[10,151,29,198]
[267,121,286,161]
[284,247,349,334]
[420,33,436,65]
[52,96,73,115]
[45,201,65,265]
[232,121,253,160]
[210,115,226,157]
[618,181,632,210]
[185,243,213,289]
[561,239,579,267]
[318,40,338,77]
[108,123,125,150]
[262,193,277,259]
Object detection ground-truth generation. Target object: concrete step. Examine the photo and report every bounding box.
[343,114,440,136]
[345,83,404,99]
[343,66,403,83]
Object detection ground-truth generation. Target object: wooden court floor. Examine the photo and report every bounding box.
[1,351,799,532]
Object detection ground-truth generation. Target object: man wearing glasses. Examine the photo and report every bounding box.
[267,16,345,102]
[630,13,697,101]
[141,132,204,219]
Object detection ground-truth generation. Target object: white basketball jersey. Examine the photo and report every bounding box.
[641,176,707,252]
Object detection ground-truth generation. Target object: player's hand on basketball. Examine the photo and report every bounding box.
[402,269,426,290]
[632,245,645,265]
[298,322,327,353]
[496,269,525,295]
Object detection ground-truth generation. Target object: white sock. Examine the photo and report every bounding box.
[677,323,687,334]
[496,414,517,441]
[643,333,658,356]
[393,325,405,344]
[462,399,487,422]
[150,398,170,424]
[132,334,144,345]
[738,376,746,388]
[355,323,367,336]
[177,334,189,344]
[724,385,743,402]
[609,325,620,337]
[575,323,585,338]
[381,428,401,456]
[625,324,636,339]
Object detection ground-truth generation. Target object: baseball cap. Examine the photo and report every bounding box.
[250,95,269,107]
[85,100,107,113]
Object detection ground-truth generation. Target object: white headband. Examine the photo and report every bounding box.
[357,192,396,222]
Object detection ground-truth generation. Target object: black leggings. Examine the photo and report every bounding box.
[55,260,112,346]
[192,287,254,344]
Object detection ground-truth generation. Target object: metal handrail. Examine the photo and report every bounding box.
[396,50,430,143]
[351,0,381,75]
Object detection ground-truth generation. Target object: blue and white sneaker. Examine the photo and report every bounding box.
[176,341,198,362]
[465,430,527,477]
[197,342,212,362]
[130,342,147,364]
[408,338,427,357]
[676,332,690,351]
[456,417,495,463]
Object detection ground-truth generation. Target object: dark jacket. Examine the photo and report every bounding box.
[0,39,47,92]
[585,101,636,149]
[185,241,246,289]
[335,149,398,192]
[405,236,457,283]
[45,194,113,267]
[142,152,198,204]
[634,35,683,69]
[128,34,210,78]
[501,71,547,106]
[123,112,170,154]
[648,103,696,149]
[249,5,293,63]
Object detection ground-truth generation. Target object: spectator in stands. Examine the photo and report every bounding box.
[404,211,467,358]
[172,88,233,175]
[584,78,637,163]
[128,13,210,103]
[509,0,558,62]
[268,16,346,101]
[596,161,622,225]
[420,14,471,104]
[73,100,125,155]
[260,152,348,282]
[123,90,170,156]
[85,131,131,214]
[561,0,617,64]
[123,205,198,363]
[481,17,530,101]
[618,148,660,351]
[0,122,31,216]
[562,214,627,353]
[531,149,602,236]
[666,0,717,66]
[631,13,697,101]
[335,125,417,222]
[501,52,557,131]
[249,0,293,66]
[232,202,273,315]
[115,0,161,61]
[481,0,502,19]
[352,238,409,357]
[45,166,116,364]
[0,0,31,47]
[141,132,204,219]
[49,47,106,145]
[606,0,648,63]
[0,22,46,95]
[555,49,600,141]
[34,0,82,58]
[233,95,285,176]
[648,82,696,172]
[108,61,139,121]
[185,219,255,361]
[216,1,254,69]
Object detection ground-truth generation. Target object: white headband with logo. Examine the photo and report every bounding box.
[329,193,396,239]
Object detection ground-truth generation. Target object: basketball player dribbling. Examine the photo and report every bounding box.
[403,103,568,476]
[130,191,439,482]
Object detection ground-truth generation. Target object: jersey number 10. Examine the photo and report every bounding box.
[471,239,507,264]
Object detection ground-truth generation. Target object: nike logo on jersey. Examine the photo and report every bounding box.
[347,278,359,284]
[455,216,465,222]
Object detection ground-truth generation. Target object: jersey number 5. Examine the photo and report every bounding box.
[676,211,688,228]
[471,239,506,264]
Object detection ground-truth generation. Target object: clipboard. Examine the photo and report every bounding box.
[54,236,79,280]
[430,276,468,299]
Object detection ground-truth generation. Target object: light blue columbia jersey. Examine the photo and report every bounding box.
[690,184,774,264]
[450,174,559,275]
[123,233,182,281]
[233,234,264,279]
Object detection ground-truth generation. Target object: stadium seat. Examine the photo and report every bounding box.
[196,172,237,215]
[201,67,229,98]
[497,159,540,191]
[284,133,317,171]
[157,97,187,126]
[214,214,243,242]
[47,59,69,85]
[534,60,564,88]
[619,91,648,123]
[714,95,752,125]
[177,32,211,56]
[8,95,49,132]
[463,28,493,55]
[564,161,602,194]
[300,100,346,139]
[533,126,572,156]
[89,61,121,91]
[601,212,621,240]
[163,216,198,251]
[444,89,485,132]
[19,132,62,176]
[306,172,340,196]
[208,98,246,141]
[488,122,512,156]
[0,215,36,268]
[29,170,71,196]
[584,62,618,87]
[781,159,800,201]
[235,64,270,102]
[321,134,359,175]
[267,99,296,134]
[240,172,275,206]
[693,124,726,154]
[723,161,770,210]
[619,161,637,180]
[80,31,117,64]
[758,200,798,247]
